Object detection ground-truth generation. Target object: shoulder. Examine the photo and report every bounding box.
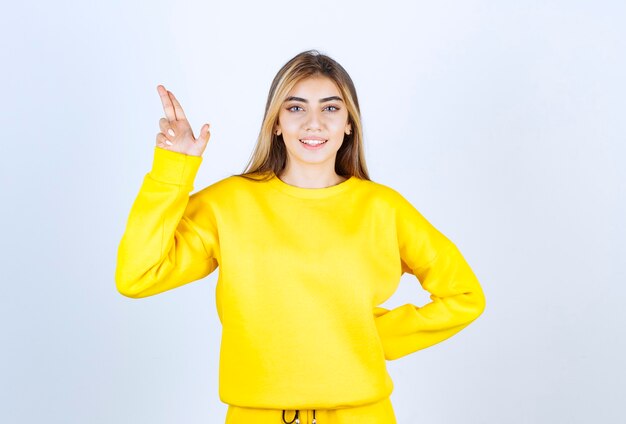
[358,180,437,232]
[357,178,415,210]
[190,173,268,202]
[205,174,254,190]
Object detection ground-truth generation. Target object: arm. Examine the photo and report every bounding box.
[374,193,486,360]
[115,147,219,298]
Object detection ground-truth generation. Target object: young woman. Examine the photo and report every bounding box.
[116,50,486,424]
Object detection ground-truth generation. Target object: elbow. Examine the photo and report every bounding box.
[468,285,486,321]
[115,268,145,299]
[117,285,141,299]
[116,279,140,299]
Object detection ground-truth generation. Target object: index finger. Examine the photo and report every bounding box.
[167,90,188,122]
[157,85,176,121]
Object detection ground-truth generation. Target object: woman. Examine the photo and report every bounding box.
[115,49,486,424]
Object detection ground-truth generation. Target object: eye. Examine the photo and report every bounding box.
[287,105,303,112]
[324,105,340,112]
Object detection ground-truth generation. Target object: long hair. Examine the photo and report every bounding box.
[235,49,370,181]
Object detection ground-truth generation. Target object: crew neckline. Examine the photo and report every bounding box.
[267,172,358,199]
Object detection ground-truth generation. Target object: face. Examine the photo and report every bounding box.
[275,76,352,174]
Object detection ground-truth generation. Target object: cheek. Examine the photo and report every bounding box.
[328,116,349,132]
[278,115,301,132]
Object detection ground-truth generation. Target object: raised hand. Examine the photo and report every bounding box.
[155,85,211,157]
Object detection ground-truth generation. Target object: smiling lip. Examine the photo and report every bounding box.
[299,137,328,149]
[299,136,327,141]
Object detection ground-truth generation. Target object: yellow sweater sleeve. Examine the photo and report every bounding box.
[115,147,219,298]
[373,193,486,360]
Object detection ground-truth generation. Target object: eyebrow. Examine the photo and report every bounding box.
[285,96,344,103]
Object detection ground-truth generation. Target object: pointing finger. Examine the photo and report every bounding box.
[157,85,176,122]
[167,90,187,122]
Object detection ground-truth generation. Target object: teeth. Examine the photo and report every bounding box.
[300,139,326,145]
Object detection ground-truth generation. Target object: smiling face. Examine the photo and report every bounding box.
[275,76,352,177]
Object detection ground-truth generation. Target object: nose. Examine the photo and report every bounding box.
[304,109,323,131]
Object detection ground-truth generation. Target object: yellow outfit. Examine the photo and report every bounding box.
[116,147,486,414]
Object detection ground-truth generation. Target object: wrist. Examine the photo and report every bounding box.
[149,146,203,186]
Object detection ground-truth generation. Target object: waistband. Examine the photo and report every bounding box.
[225,396,396,424]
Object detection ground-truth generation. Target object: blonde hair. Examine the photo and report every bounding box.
[236,49,370,181]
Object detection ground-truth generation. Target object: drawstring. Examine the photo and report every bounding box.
[282,409,316,424]
[282,409,299,424]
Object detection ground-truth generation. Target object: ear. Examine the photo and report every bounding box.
[274,125,281,136]
[345,123,352,135]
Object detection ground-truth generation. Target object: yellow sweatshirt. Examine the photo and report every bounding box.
[115,147,486,410]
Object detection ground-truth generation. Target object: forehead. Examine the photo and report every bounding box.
[287,76,341,97]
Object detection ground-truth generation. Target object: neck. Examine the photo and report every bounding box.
[277,164,347,189]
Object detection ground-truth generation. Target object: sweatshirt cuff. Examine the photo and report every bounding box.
[374,304,418,360]
[149,146,203,186]
[374,303,417,339]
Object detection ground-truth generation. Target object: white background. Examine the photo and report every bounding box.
[1,1,624,423]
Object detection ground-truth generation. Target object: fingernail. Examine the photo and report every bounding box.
[167,129,175,137]
[165,140,173,146]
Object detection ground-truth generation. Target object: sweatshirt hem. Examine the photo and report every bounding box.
[220,385,394,411]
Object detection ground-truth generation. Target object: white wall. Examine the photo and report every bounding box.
[1,0,624,423]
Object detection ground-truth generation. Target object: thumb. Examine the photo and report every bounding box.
[198,123,211,145]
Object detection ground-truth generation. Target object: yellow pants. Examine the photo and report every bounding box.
[225,396,397,424]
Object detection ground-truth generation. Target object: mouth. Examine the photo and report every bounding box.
[299,138,328,147]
